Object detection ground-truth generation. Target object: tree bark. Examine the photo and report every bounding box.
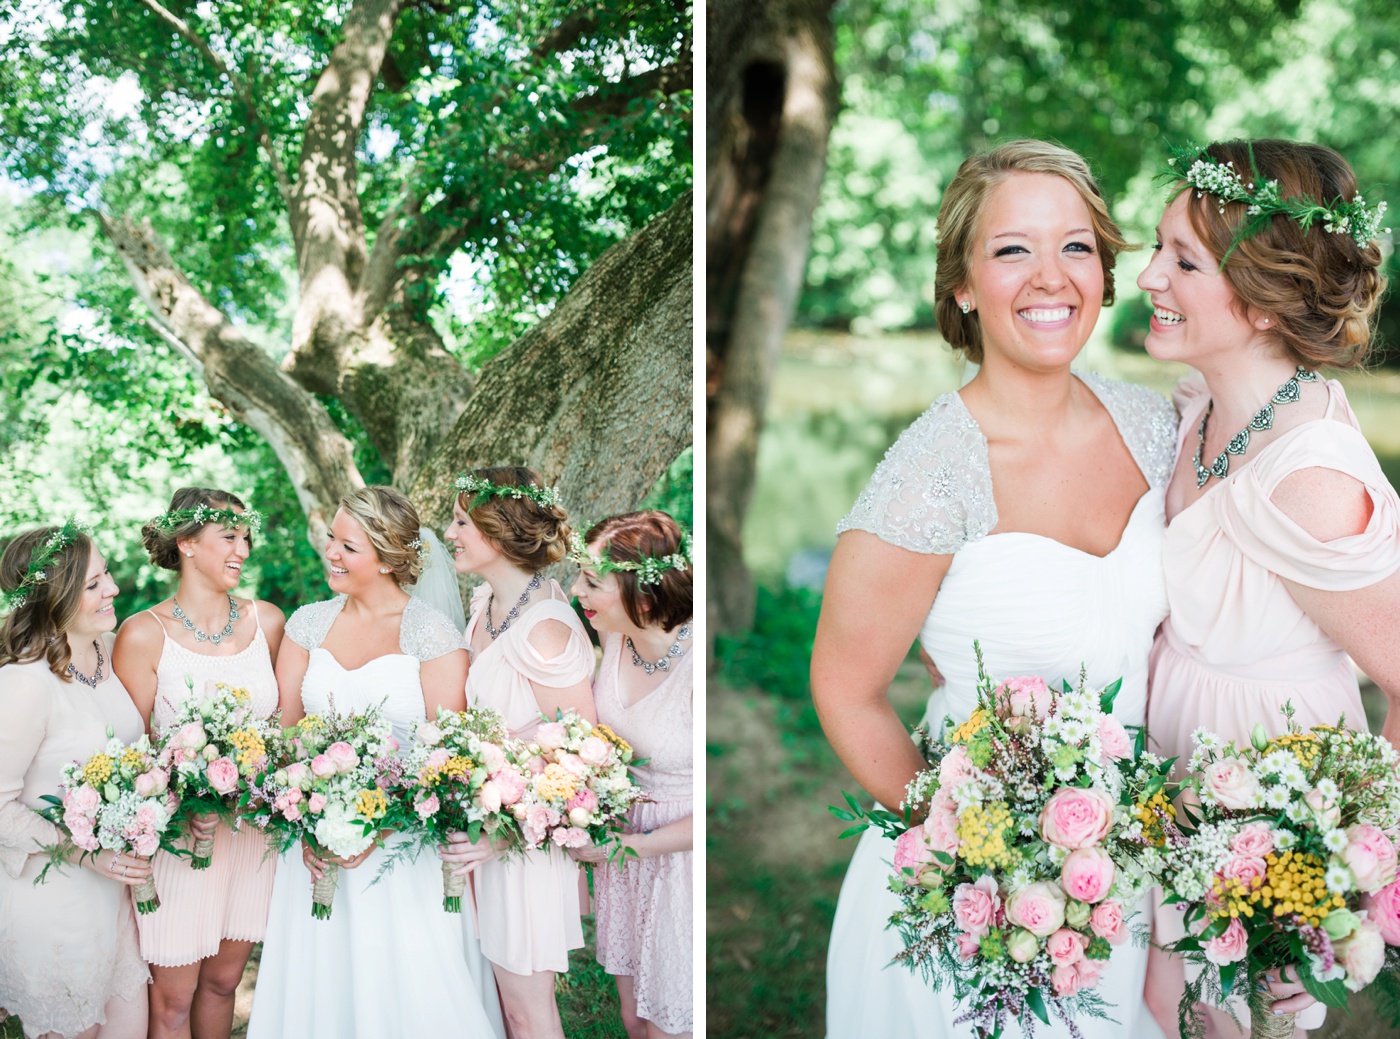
[706,0,838,635]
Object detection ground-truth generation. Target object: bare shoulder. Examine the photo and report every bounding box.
[1270,466,1373,542]
[114,607,167,655]
[526,616,577,659]
[255,599,287,633]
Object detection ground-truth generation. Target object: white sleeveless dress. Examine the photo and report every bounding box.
[825,372,1176,1039]
[247,595,504,1039]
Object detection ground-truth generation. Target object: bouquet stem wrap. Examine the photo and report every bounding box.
[1247,981,1295,1039]
[133,876,161,914]
[191,833,216,870]
[442,861,467,913]
[311,863,339,920]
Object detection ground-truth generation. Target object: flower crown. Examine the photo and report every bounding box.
[0,518,93,614]
[568,530,692,587]
[453,473,562,511]
[1164,142,1389,264]
[150,503,263,536]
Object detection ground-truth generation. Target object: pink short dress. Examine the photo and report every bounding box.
[592,631,693,1035]
[0,635,149,1037]
[464,581,595,976]
[139,604,279,967]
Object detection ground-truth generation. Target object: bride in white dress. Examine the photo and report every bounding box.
[247,487,504,1038]
[813,141,1175,1039]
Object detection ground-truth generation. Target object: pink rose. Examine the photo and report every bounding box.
[284,761,311,789]
[567,788,599,813]
[996,676,1052,734]
[205,757,240,796]
[527,755,547,775]
[132,832,159,856]
[1089,900,1125,943]
[1006,929,1040,963]
[1230,822,1274,859]
[426,748,451,770]
[578,736,611,767]
[894,827,936,875]
[568,806,593,827]
[310,754,336,778]
[69,784,102,814]
[557,752,589,778]
[1204,917,1248,965]
[952,876,1001,938]
[325,741,359,774]
[172,722,208,751]
[922,787,961,862]
[1076,957,1102,989]
[554,825,590,847]
[133,803,160,832]
[1221,854,1267,892]
[1004,882,1067,938]
[1046,927,1088,967]
[491,768,527,806]
[1051,963,1083,998]
[1202,760,1260,811]
[415,721,444,745]
[1344,825,1399,895]
[477,781,502,814]
[134,769,168,798]
[1364,881,1400,945]
[1097,716,1131,762]
[1060,847,1116,904]
[1335,918,1386,990]
[938,745,975,787]
[307,792,327,814]
[69,824,99,852]
[524,804,560,845]
[955,931,981,961]
[535,722,568,751]
[415,793,440,819]
[283,804,302,822]
[1040,788,1115,850]
[480,743,507,774]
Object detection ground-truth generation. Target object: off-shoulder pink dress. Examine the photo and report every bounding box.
[139,605,279,966]
[1147,374,1400,771]
[0,634,149,1038]
[464,580,595,976]
[593,631,693,1035]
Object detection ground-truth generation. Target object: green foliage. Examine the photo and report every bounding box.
[714,583,824,702]
[639,446,694,531]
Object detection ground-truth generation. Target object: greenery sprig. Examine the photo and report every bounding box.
[0,518,93,614]
[568,530,691,586]
[150,504,263,536]
[453,473,562,511]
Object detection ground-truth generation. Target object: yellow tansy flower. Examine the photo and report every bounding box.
[83,754,114,787]
[535,763,579,803]
[355,788,388,821]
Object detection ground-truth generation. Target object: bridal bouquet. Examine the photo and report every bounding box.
[245,702,399,919]
[1164,706,1400,1039]
[513,711,647,856]
[154,679,281,869]
[40,730,183,912]
[394,705,527,912]
[832,647,1179,1038]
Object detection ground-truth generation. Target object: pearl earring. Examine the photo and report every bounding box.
[959,300,971,314]
[184,550,194,557]
[379,567,391,574]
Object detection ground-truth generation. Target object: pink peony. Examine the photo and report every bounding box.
[480,743,507,774]
[172,722,208,751]
[284,761,311,789]
[1060,847,1116,904]
[1204,917,1248,965]
[283,804,302,823]
[1097,716,1131,762]
[1089,900,1125,943]
[1364,881,1400,945]
[310,754,336,778]
[1230,822,1275,859]
[938,745,975,787]
[894,827,936,874]
[578,736,611,767]
[1046,928,1088,967]
[1202,760,1260,811]
[1040,787,1115,850]
[134,769,168,798]
[205,757,240,796]
[415,721,444,745]
[557,752,589,778]
[955,931,981,961]
[477,781,502,814]
[952,876,1001,938]
[1004,882,1067,938]
[491,768,527,806]
[415,793,440,819]
[325,741,359,774]
[1343,825,1398,895]
[524,803,560,844]
[1335,918,1386,990]
[551,826,590,848]
[535,722,568,751]
[133,803,160,832]
[307,792,327,814]
[426,748,452,770]
[922,787,961,862]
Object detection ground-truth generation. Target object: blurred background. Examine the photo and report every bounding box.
[705,0,1400,1035]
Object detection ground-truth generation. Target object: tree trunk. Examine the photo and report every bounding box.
[706,0,838,636]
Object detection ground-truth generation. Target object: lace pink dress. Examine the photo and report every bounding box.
[593,631,693,1035]
[139,604,279,966]
[0,634,149,1038]
[464,581,595,976]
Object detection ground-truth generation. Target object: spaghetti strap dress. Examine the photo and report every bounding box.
[138,603,279,965]
[592,631,694,1035]
[464,580,596,975]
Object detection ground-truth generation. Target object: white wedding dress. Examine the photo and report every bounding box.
[825,372,1175,1039]
[248,596,505,1039]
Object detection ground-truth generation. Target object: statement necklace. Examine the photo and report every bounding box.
[173,594,240,645]
[1193,366,1319,488]
[486,573,542,639]
[625,622,693,676]
[67,638,105,688]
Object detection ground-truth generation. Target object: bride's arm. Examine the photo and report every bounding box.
[420,648,468,719]
[274,641,310,728]
[811,530,952,813]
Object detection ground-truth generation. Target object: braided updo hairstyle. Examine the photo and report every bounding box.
[140,486,252,571]
[457,466,571,572]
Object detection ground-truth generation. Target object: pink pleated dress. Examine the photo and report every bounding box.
[464,581,595,976]
[139,604,279,966]
[592,631,693,1035]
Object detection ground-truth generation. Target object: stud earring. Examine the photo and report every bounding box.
[379,567,391,574]
[959,300,971,314]
[183,550,194,557]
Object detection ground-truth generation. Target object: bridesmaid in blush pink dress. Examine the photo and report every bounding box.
[439,466,597,1039]
[1137,139,1400,1036]
[111,488,284,1039]
[568,511,694,1039]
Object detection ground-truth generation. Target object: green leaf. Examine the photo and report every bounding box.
[1220,961,1237,999]
[931,850,954,865]
[1199,917,1231,941]
[1099,677,1123,713]
[1297,961,1350,1008]
[1026,986,1051,1025]
[828,806,857,822]
[837,823,870,840]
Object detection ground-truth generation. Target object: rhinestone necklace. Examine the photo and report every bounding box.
[486,573,542,639]
[625,622,693,676]
[173,594,240,644]
[1193,366,1319,488]
[67,638,105,688]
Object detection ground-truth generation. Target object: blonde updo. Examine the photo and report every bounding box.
[141,487,251,571]
[456,466,571,572]
[0,525,94,679]
[1178,139,1386,369]
[339,486,425,586]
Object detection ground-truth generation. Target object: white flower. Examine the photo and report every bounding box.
[1326,864,1353,895]
[1323,829,1349,854]
[1265,786,1292,810]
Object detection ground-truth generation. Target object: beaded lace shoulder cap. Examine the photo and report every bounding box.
[1076,371,1178,490]
[285,596,347,650]
[837,392,996,555]
[286,595,460,661]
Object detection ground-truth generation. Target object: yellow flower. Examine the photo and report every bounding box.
[951,709,990,745]
[215,683,251,704]
[119,747,144,772]
[441,755,474,780]
[1135,791,1173,848]
[535,763,579,803]
[957,800,1017,869]
[355,788,388,821]
[83,754,114,787]
[228,728,267,773]
[595,724,632,757]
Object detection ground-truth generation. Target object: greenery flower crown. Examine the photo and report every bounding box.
[1163,142,1389,266]
[0,518,93,614]
[150,503,263,536]
[568,530,692,587]
[453,473,563,511]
